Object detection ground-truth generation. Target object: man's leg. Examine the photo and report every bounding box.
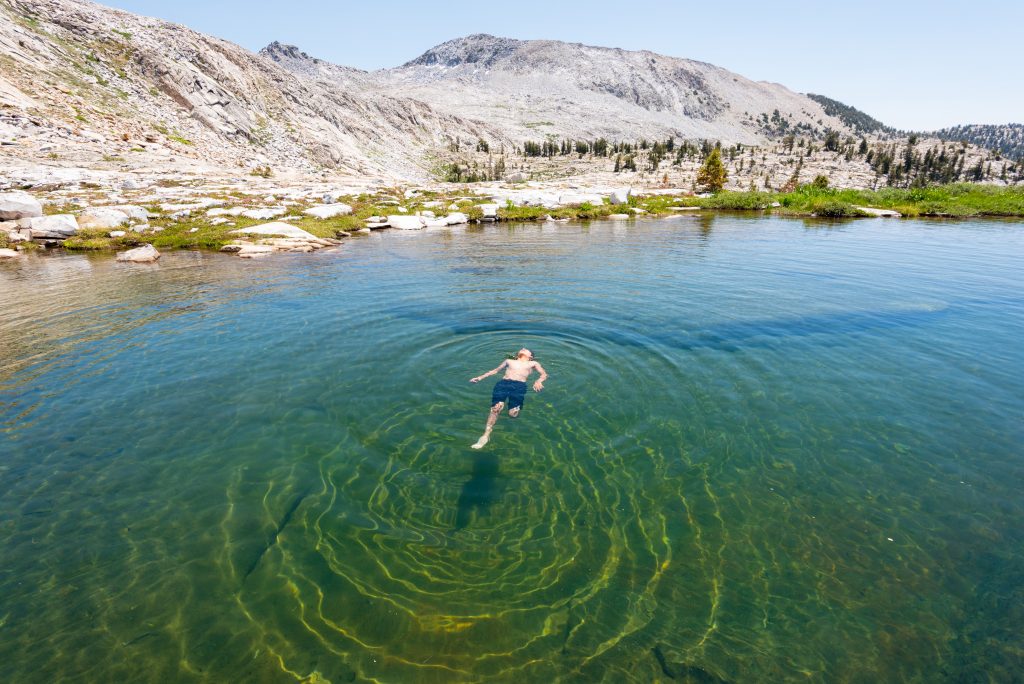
[472,401,504,449]
[508,385,525,418]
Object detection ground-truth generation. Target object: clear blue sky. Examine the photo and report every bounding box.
[101,0,1021,131]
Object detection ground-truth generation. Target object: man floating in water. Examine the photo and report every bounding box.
[469,348,548,449]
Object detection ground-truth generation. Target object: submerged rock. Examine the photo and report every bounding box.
[116,244,160,263]
[0,247,22,258]
[0,191,43,220]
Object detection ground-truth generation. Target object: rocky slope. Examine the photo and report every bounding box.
[266,34,856,146]
[931,124,1024,161]
[0,0,506,179]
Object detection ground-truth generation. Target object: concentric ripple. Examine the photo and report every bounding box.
[2,217,1023,682]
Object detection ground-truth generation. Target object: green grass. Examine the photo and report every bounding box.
[629,184,1024,219]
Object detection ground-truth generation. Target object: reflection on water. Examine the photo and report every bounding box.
[1,216,1023,682]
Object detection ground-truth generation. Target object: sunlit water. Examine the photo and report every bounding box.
[1,215,1022,683]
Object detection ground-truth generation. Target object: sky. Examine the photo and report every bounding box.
[100,0,1022,131]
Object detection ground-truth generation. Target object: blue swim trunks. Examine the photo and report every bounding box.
[491,379,527,410]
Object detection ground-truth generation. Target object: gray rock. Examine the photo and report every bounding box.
[79,207,130,229]
[29,214,79,239]
[0,191,43,220]
[0,248,22,258]
[507,172,527,183]
[609,188,631,205]
[444,212,469,225]
[109,230,127,237]
[479,203,499,218]
[116,244,160,262]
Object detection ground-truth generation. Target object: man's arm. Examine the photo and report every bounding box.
[470,360,507,383]
[531,361,548,392]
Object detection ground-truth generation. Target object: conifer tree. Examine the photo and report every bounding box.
[696,147,727,192]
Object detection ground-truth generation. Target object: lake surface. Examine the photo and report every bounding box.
[1,215,1022,683]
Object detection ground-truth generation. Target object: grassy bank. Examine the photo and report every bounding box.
[671,183,1024,218]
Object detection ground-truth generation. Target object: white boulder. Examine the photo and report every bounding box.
[444,212,469,225]
[79,207,130,229]
[0,191,43,220]
[231,222,319,240]
[110,205,150,221]
[855,206,902,218]
[387,214,426,230]
[109,230,127,237]
[609,188,632,205]
[236,244,276,258]
[116,244,160,263]
[479,203,499,219]
[303,203,353,219]
[0,248,21,258]
[29,214,79,238]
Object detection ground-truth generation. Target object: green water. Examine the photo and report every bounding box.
[1,216,1022,682]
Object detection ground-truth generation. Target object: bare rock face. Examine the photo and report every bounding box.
[0,191,42,220]
[0,0,511,179]
[0,248,23,258]
[116,243,161,262]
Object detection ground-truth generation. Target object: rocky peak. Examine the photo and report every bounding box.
[402,34,524,68]
[260,41,319,64]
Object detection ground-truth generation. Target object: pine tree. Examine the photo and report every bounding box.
[696,148,727,192]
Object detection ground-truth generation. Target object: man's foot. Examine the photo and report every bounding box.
[509,407,520,418]
[471,435,489,449]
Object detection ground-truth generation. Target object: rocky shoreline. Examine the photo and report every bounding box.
[2,174,1021,263]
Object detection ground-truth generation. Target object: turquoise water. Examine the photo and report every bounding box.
[1,215,1022,682]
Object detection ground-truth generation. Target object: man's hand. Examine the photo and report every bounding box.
[470,376,481,383]
[533,380,544,392]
